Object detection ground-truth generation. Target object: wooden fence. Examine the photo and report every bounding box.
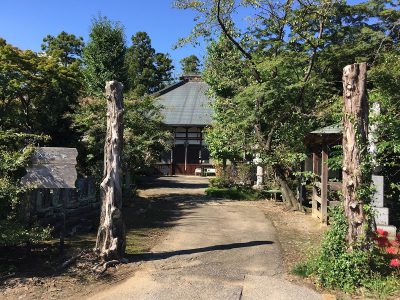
[311,150,341,223]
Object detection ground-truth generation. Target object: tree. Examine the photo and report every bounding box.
[0,38,82,246]
[0,39,82,144]
[126,32,156,96]
[95,81,125,261]
[83,16,127,96]
[342,63,371,249]
[175,0,399,210]
[126,32,174,96]
[369,52,400,212]
[203,35,253,166]
[71,94,171,184]
[154,52,174,91]
[180,54,201,74]
[41,31,84,66]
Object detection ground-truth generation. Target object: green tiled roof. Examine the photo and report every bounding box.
[157,80,213,126]
[310,124,343,134]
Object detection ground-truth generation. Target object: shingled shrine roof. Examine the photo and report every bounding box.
[156,76,213,126]
[310,124,343,135]
[306,124,343,146]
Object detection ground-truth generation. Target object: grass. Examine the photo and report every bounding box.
[361,274,400,300]
[205,187,261,200]
[292,262,314,278]
[65,198,177,255]
[0,196,178,278]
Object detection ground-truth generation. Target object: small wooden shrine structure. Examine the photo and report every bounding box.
[304,124,342,223]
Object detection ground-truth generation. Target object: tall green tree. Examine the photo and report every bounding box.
[126,32,174,96]
[175,0,399,211]
[41,31,84,66]
[83,16,127,95]
[154,52,174,91]
[204,35,253,163]
[180,54,201,74]
[0,38,81,143]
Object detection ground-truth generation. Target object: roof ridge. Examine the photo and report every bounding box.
[152,80,187,97]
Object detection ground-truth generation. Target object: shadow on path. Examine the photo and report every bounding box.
[127,240,273,262]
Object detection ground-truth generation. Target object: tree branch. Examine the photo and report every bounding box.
[297,18,325,108]
[216,0,262,83]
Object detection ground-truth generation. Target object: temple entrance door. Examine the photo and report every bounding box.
[172,145,202,175]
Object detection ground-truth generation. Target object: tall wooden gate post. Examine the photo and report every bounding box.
[312,152,319,218]
[95,81,126,260]
[321,148,328,224]
[342,63,370,248]
[311,149,328,223]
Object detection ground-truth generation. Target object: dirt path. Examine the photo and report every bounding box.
[89,176,322,300]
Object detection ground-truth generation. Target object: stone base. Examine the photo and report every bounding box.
[252,184,264,191]
[377,225,397,240]
[373,207,389,226]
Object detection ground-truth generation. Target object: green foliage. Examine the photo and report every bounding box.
[362,274,400,300]
[292,258,318,278]
[83,15,128,96]
[369,51,400,207]
[71,95,171,181]
[205,187,260,200]
[327,145,343,173]
[203,36,255,162]
[0,131,51,247]
[41,31,84,66]
[209,176,234,189]
[0,39,82,143]
[180,54,201,74]
[126,32,174,96]
[0,220,51,247]
[176,0,400,206]
[298,205,388,292]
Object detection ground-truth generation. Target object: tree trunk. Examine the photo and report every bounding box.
[342,63,370,250]
[95,81,126,261]
[275,165,303,211]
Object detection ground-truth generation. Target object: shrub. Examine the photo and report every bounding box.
[0,131,51,247]
[298,205,388,292]
[205,187,260,200]
[209,176,233,189]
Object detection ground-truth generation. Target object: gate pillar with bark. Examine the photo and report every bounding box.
[342,62,371,248]
[95,81,126,260]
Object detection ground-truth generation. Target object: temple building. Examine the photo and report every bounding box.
[155,75,214,175]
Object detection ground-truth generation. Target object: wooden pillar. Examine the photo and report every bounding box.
[312,152,319,175]
[321,148,328,223]
[342,62,369,249]
[170,148,173,176]
[312,151,319,218]
[184,143,188,173]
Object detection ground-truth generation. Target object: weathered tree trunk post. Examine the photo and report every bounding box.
[342,63,370,250]
[95,81,126,260]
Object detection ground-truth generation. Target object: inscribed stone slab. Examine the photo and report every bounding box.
[21,147,78,188]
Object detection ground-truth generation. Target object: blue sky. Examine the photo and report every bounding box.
[0,0,365,76]
[0,0,206,77]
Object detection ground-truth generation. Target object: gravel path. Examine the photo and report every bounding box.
[88,176,321,300]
